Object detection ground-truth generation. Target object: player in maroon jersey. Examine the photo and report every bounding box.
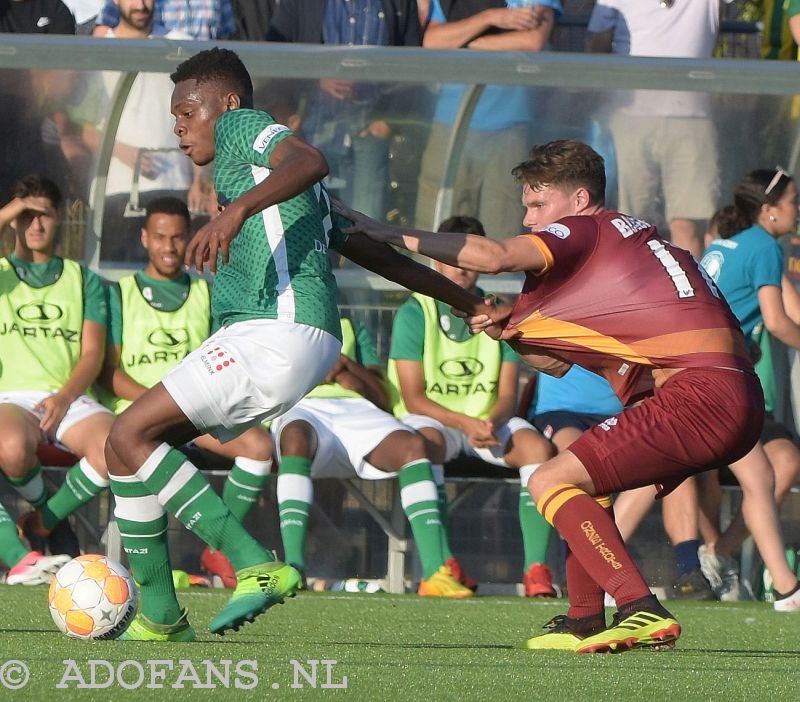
[336,139,769,654]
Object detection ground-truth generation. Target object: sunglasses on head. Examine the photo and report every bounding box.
[765,166,791,196]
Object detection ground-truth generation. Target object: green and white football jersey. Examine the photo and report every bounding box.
[212,108,345,340]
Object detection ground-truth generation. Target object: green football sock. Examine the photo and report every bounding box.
[0,503,30,567]
[135,444,272,572]
[431,464,454,561]
[41,458,109,530]
[398,460,446,579]
[110,475,182,625]
[276,455,312,570]
[7,465,48,508]
[519,464,552,568]
[222,457,272,522]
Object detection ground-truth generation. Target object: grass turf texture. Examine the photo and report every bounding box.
[0,584,796,700]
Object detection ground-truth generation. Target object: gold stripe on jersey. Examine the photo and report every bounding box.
[524,235,554,274]
[514,311,648,365]
[514,312,749,366]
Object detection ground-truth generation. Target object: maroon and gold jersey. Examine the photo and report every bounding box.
[507,211,752,404]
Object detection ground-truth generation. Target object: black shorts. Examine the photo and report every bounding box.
[531,411,613,440]
[761,412,796,445]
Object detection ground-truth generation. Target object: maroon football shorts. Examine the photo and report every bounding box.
[568,367,764,498]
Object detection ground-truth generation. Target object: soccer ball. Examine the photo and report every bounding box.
[48,554,137,640]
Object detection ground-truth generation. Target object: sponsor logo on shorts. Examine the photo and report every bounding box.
[580,520,623,570]
[200,346,237,375]
[598,417,618,432]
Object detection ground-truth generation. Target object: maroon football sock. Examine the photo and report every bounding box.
[541,484,651,608]
[565,496,614,620]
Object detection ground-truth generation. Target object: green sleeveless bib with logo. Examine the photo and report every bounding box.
[0,256,84,392]
[388,294,502,419]
[305,318,363,400]
[108,275,211,413]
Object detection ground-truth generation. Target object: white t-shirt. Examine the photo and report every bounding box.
[588,0,720,117]
[99,27,194,195]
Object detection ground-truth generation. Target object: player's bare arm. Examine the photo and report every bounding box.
[98,344,148,402]
[337,202,546,274]
[338,231,502,319]
[0,196,56,230]
[185,137,329,274]
[324,357,389,410]
[35,319,106,435]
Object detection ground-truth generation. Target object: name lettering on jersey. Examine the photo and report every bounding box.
[541,223,571,239]
[426,381,498,397]
[0,322,79,343]
[125,350,188,367]
[252,124,290,154]
[610,215,650,238]
[647,240,695,299]
[314,239,328,254]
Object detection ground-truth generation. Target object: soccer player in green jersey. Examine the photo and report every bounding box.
[100,196,274,589]
[103,47,497,640]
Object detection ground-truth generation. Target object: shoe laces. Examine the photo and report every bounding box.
[542,615,570,633]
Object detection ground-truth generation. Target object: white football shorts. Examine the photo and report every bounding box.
[271,397,414,480]
[400,414,537,466]
[162,319,341,443]
[0,391,111,443]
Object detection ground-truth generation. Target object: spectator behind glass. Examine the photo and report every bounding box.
[414,0,561,240]
[231,0,278,40]
[267,0,423,223]
[587,0,720,259]
[0,0,76,33]
[697,171,800,602]
[91,0,203,262]
[95,0,235,38]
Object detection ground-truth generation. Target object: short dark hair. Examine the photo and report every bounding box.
[170,47,254,109]
[12,174,62,210]
[512,139,606,206]
[144,196,191,228]
[437,215,486,237]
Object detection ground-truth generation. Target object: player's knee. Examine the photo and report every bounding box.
[527,464,558,503]
[0,432,37,475]
[401,431,428,464]
[279,421,314,457]
[239,428,273,462]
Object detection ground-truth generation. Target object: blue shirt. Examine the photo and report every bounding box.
[700,224,784,337]
[429,0,562,130]
[531,365,623,416]
[99,0,235,39]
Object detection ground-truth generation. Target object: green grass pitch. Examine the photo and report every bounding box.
[0,584,796,700]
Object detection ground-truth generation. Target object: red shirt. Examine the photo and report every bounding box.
[508,211,752,404]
